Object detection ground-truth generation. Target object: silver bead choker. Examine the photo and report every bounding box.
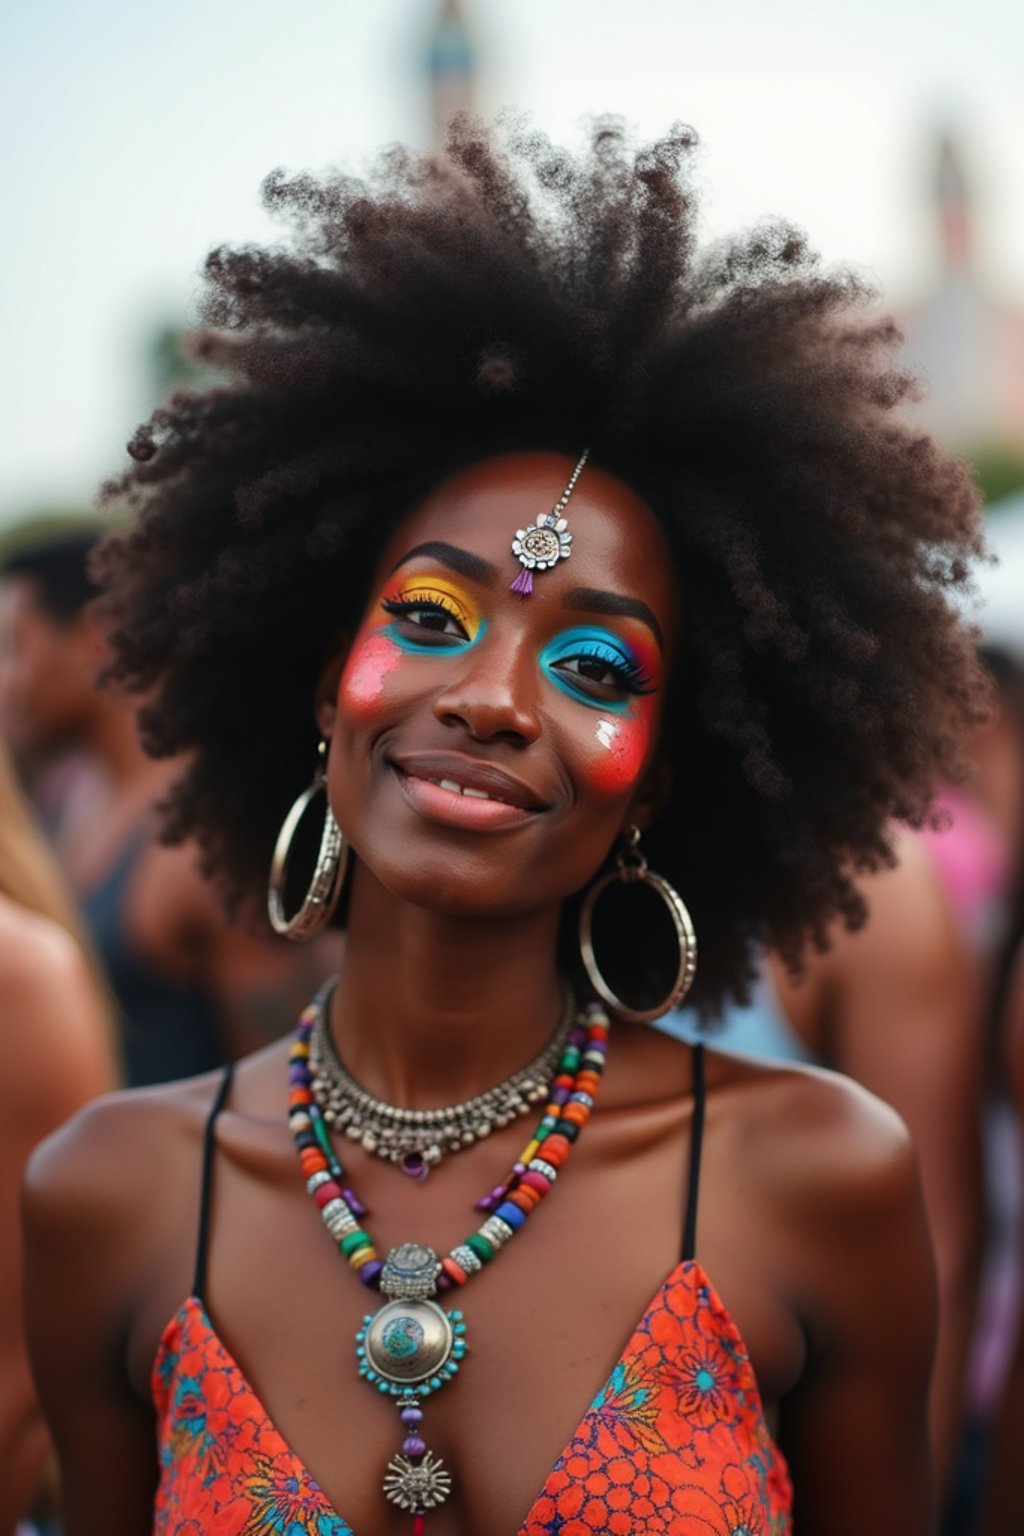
[309,982,576,1179]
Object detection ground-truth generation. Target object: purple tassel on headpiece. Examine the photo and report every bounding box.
[509,567,534,596]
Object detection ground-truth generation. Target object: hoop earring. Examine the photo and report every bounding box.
[579,825,697,1022]
[267,741,348,941]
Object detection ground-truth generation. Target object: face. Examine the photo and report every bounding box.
[318,452,678,918]
[0,577,101,755]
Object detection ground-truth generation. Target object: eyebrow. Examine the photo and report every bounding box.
[389,541,498,585]
[563,587,665,651]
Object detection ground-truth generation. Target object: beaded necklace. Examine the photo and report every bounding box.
[288,983,609,1532]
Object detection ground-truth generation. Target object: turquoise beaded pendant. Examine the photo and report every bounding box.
[355,1243,467,1516]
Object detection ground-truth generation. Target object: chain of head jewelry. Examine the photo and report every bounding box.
[308,980,576,1176]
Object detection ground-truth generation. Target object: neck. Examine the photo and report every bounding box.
[329,861,568,1108]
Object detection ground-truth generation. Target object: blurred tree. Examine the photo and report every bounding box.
[971,446,1024,507]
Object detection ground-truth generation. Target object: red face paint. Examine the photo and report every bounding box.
[337,628,402,717]
[581,628,661,796]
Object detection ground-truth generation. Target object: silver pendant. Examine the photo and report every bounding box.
[356,1244,467,1517]
[383,1449,453,1512]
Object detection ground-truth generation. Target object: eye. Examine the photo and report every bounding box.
[556,654,629,688]
[381,595,471,646]
[547,639,655,702]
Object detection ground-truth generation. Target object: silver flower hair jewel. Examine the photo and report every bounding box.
[509,448,590,596]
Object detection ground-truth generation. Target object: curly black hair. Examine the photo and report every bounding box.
[94,116,986,1015]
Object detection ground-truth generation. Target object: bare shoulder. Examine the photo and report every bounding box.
[22,1073,222,1305]
[0,894,87,1013]
[710,1047,921,1223]
[0,896,114,1111]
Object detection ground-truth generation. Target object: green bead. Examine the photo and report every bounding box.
[341,1230,371,1257]
[466,1233,495,1264]
[312,1115,334,1157]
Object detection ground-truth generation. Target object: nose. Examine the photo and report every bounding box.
[432,633,541,746]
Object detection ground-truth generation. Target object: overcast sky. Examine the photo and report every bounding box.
[2,0,1022,524]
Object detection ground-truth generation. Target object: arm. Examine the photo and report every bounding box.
[21,1095,172,1536]
[775,1076,937,1534]
[0,915,111,1536]
[774,831,984,1485]
[978,942,1024,1536]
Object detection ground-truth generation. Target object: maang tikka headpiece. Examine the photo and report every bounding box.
[509,448,590,596]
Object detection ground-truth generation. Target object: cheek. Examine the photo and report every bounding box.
[337,629,403,717]
[583,704,656,796]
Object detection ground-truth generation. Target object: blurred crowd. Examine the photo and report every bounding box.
[0,524,342,1534]
[0,511,1023,1534]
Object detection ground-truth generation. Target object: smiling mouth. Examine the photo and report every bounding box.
[390,758,547,831]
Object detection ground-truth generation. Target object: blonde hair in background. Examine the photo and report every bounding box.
[0,739,120,1083]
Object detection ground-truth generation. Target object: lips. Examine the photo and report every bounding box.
[389,751,548,831]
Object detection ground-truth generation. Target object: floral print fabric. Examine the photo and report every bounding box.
[153,1298,354,1536]
[153,1263,791,1535]
[523,1263,792,1534]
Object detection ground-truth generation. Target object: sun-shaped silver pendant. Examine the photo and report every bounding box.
[383,1449,453,1512]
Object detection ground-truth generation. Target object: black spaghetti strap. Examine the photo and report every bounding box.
[193,1062,235,1303]
[681,1043,705,1263]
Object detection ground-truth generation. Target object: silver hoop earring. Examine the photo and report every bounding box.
[579,825,697,1022]
[267,741,348,941]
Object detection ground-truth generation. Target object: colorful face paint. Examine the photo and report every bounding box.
[338,570,486,717]
[337,629,404,717]
[539,626,657,714]
[379,572,485,655]
[538,624,661,795]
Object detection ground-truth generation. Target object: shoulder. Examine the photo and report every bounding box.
[0,893,86,1007]
[22,1073,222,1283]
[0,896,114,1117]
[712,1048,923,1228]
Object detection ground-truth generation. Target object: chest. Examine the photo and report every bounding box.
[136,1109,802,1535]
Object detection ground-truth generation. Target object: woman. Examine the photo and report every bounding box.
[0,741,114,1533]
[23,121,985,1535]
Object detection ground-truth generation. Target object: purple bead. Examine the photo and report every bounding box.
[402,1435,426,1458]
[288,1065,307,1084]
[550,1086,570,1105]
[436,1271,452,1293]
[358,1259,384,1288]
[400,1406,423,1425]
[513,1163,526,1176]
[344,1187,369,1217]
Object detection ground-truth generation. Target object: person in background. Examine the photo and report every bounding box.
[0,739,114,1534]
[662,828,983,1497]
[0,528,341,1085]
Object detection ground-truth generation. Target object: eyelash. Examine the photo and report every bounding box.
[552,643,655,698]
[381,594,471,641]
[379,598,654,697]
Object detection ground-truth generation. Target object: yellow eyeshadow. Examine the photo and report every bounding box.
[393,578,478,630]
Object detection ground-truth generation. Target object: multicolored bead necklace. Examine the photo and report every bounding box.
[288,982,609,1531]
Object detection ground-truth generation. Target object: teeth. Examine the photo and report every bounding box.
[434,778,493,801]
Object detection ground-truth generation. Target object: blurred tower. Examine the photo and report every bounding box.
[898,129,1024,475]
[428,0,476,152]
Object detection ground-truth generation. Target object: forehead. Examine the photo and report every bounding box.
[376,452,678,642]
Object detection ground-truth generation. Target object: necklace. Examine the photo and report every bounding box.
[288,983,609,1532]
[309,980,575,1178]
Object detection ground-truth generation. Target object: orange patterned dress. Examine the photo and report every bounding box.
[153,1259,791,1535]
